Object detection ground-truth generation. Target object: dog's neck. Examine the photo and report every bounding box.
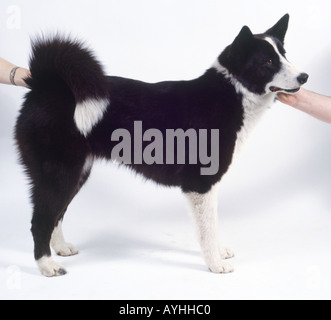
[212,59,276,156]
[212,60,276,108]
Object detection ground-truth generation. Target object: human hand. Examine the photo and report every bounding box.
[277,88,331,123]
[277,91,301,107]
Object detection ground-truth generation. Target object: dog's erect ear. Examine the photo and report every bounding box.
[231,26,255,52]
[219,26,255,71]
[266,14,290,43]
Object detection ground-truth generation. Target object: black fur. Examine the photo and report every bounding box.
[15,15,291,266]
[91,71,244,193]
[219,28,282,95]
[26,35,109,102]
[16,37,244,261]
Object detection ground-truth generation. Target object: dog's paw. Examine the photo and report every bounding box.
[208,260,234,274]
[219,246,235,260]
[37,256,67,277]
[50,222,79,257]
[53,242,79,257]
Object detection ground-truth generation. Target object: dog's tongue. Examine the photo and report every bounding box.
[270,86,281,92]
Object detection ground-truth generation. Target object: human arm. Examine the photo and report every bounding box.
[0,57,30,88]
[278,88,331,124]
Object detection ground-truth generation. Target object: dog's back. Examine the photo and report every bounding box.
[15,15,309,276]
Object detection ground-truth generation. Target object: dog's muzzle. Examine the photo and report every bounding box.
[270,72,309,93]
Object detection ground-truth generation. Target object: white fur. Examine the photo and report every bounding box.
[185,59,281,274]
[186,184,234,274]
[36,256,67,277]
[213,60,275,156]
[82,155,94,176]
[213,37,303,156]
[201,44,303,274]
[37,222,78,277]
[50,221,79,257]
[264,37,303,92]
[74,98,109,137]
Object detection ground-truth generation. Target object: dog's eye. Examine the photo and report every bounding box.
[266,59,273,65]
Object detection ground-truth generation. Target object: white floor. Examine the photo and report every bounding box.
[1,103,331,300]
[1,0,331,301]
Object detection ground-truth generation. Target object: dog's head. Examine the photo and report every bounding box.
[218,14,308,95]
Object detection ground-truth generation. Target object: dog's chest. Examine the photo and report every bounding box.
[233,92,274,158]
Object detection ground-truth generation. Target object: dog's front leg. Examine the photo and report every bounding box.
[185,184,234,274]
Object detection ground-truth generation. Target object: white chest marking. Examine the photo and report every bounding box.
[213,60,275,156]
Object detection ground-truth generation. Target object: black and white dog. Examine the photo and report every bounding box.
[15,14,308,277]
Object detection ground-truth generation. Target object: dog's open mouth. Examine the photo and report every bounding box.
[270,86,300,93]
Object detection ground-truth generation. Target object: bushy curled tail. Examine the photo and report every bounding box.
[27,35,110,137]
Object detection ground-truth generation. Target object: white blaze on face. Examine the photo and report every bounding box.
[265,37,303,93]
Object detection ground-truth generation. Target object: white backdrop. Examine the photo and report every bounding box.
[0,0,330,300]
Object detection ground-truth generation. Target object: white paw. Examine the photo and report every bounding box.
[50,222,79,257]
[219,246,235,260]
[208,260,234,274]
[37,256,67,277]
[52,242,79,257]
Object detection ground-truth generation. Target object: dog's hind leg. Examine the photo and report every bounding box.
[50,220,79,257]
[31,159,89,277]
[185,183,234,274]
[50,156,94,257]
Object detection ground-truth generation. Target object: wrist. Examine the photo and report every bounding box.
[291,88,309,110]
[14,67,31,87]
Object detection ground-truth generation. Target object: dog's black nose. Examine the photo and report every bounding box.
[297,73,309,85]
